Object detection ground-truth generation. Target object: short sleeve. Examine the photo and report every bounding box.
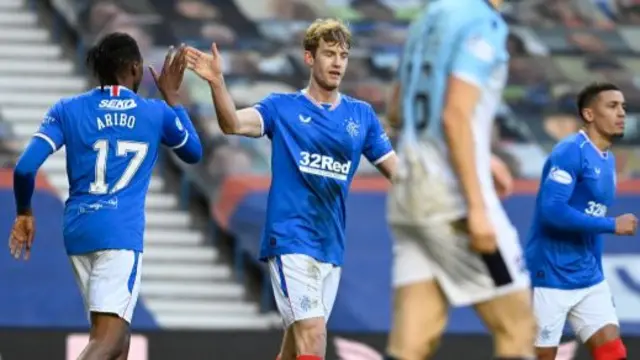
[253,94,278,138]
[363,106,394,165]
[160,103,189,149]
[34,101,65,152]
[450,18,505,87]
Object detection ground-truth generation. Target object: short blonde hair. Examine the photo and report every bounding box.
[303,18,352,55]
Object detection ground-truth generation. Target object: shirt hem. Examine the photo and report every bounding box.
[259,248,342,266]
[66,245,143,255]
[531,277,604,290]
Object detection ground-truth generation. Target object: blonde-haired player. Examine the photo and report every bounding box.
[385,0,536,359]
[185,18,397,360]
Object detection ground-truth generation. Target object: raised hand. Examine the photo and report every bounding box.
[9,213,35,260]
[149,44,188,106]
[185,43,224,85]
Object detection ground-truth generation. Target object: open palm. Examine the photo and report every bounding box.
[185,43,223,83]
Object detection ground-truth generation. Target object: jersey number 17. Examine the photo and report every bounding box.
[89,139,149,195]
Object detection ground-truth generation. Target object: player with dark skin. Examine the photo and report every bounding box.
[536,83,636,360]
[8,33,188,360]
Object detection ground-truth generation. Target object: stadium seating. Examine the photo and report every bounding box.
[1,0,639,338]
[0,170,158,328]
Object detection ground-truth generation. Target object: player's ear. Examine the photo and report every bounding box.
[303,50,314,67]
[582,108,594,123]
[131,61,142,78]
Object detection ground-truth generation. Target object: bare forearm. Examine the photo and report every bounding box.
[376,154,397,180]
[443,116,484,210]
[387,83,401,128]
[209,78,239,134]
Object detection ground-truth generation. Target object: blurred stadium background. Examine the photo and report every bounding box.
[1,0,640,359]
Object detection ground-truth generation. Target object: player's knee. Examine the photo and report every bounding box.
[292,318,326,356]
[592,338,627,360]
[487,295,536,354]
[89,315,129,359]
[495,309,536,351]
[387,282,448,360]
[387,320,445,360]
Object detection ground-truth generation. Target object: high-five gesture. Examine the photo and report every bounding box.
[185,43,224,85]
[150,44,188,106]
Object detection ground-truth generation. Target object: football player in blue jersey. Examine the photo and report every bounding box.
[186,18,397,360]
[9,33,202,360]
[526,82,636,360]
[385,0,536,359]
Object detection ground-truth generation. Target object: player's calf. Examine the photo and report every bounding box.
[115,331,131,360]
[291,317,326,359]
[277,328,296,360]
[475,289,536,359]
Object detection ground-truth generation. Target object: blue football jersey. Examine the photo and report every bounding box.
[253,91,393,265]
[35,85,196,254]
[526,131,617,289]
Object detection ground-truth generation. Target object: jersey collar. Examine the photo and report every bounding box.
[300,88,342,111]
[96,85,132,97]
[579,130,609,159]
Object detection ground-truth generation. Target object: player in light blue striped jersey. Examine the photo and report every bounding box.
[385,1,536,359]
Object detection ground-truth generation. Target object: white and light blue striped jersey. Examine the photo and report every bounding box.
[396,0,509,219]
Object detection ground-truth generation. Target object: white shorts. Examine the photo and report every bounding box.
[268,254,341,328]
[533,281,619,347]
[69,249,142,324]
[390,210,530,307]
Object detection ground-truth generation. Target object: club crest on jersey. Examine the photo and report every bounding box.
[344,118,359,138]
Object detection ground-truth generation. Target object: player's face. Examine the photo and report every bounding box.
[305,39,349,91]
[589,90,626,139]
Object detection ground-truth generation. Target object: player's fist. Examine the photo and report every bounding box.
[149,44,188,107]
[8,212,35,261]
[467,208,498,254]
[615,213,638,236]
[185,43,224,85]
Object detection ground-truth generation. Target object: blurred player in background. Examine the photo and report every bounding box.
[9,33,202,360]
[526,82,636,360]
[385,0,536,359]
[186,18,397,360]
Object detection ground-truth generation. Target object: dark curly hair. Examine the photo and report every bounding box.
[85,32,142,89]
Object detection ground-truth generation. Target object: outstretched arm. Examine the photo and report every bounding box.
[186,44,264,137]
